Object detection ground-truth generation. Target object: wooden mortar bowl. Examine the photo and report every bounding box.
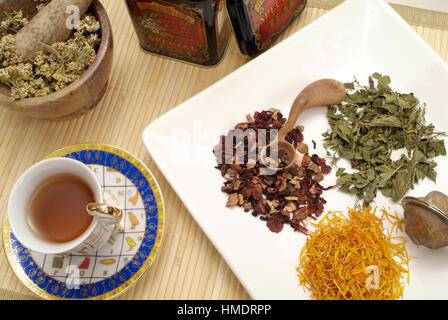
[0,0,113,120]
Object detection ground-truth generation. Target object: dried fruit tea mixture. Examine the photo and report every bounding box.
[323,73,446,207]
[0,1,101,99]
[297,207,410,300]
[213,109,334,234]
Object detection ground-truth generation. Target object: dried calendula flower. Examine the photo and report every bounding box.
[297,207,411,300]
[0,8,101,100]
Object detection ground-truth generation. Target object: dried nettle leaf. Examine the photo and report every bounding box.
[323,74,446,207]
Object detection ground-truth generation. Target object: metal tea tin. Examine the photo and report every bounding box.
[125,0,233,66]
[226,0,307,57]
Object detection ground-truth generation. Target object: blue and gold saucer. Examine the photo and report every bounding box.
[2,144,165,299]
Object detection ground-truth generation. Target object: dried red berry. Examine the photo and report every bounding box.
[214,109,333,234]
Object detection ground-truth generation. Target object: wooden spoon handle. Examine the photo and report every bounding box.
[278,79,346,140]
[14,0,93,61]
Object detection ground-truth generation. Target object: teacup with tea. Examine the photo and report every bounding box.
[8,157,122,255]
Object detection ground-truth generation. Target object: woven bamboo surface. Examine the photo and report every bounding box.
[0,0,447,300]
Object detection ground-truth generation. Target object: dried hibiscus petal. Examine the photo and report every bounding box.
[321,164,332,174]
[214,109,333,234]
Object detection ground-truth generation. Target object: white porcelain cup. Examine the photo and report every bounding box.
[8,158,122,255]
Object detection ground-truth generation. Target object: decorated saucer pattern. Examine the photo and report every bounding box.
[2,144,165,300]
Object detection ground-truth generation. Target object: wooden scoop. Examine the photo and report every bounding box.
[14,0,93,61]
[260,79,346,171]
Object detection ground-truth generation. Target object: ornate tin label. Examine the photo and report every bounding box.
[245,0,306,51]
[133,0,209,63]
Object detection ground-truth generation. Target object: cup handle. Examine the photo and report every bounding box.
[86,203,122,223]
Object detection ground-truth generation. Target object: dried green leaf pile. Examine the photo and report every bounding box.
[0,2,100,100]
[323,73,446,207]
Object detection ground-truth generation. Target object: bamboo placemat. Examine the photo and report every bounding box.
[0,0,447,300]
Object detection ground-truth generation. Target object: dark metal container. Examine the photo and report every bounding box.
[226,0,307,57]
[125,0,233,66]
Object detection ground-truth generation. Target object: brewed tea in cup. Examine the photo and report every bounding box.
[27,173,95,243]
[8,158,122,255]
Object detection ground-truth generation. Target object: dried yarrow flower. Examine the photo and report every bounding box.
[214,109,334,234]
[0,8,101,100]
[35,0,52,11]
[0,11,28,37]
[0,35,23,67]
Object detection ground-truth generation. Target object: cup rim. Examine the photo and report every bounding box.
[8,157,101,255]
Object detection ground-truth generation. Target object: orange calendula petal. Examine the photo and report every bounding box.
[297,207,411,300]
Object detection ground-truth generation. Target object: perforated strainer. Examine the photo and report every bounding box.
[402,191,448,249]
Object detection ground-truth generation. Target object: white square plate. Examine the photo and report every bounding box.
[143,0,448,299]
